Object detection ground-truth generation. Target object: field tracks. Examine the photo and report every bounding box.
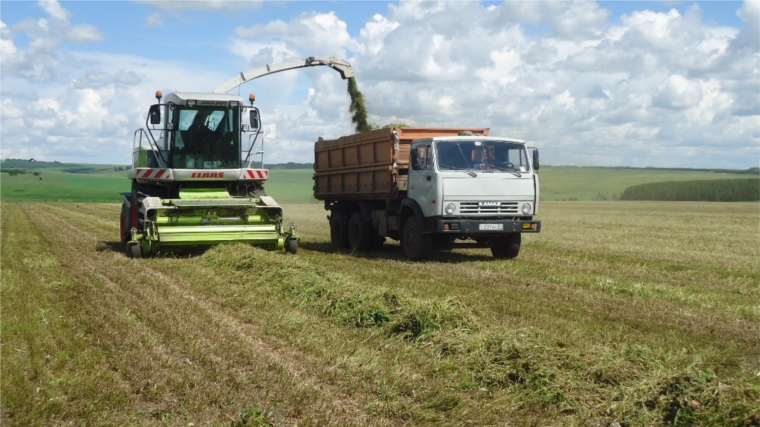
[3,203,387,426]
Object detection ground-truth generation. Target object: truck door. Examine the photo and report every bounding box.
[409,144,437,217]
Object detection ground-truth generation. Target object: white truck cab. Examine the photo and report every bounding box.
[406,135,541,258]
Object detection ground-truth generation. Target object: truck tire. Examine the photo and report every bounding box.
[491,233,521,259]
[402,216,432,261]
[348,212,373,251]
[330,211,350,249]
[371,236,386,250]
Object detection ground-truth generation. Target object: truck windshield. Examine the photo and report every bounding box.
[435,140,530,173]
[172,107,240,169]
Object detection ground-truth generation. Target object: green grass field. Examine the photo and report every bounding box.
[2,201,758,426]
[1,165,752,203]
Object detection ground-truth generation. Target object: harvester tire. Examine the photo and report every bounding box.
[402,216,431,261]
[286,238,298,254]
[348,212,373,251]
[129,243,143,258]
[491,233,521,259]
[329,211,350,249]
[119,203,130,246]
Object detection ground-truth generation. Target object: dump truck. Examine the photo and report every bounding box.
[120,56,353,257]
[313,127,541,260]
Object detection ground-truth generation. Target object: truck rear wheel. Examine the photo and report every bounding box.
[348,212,373,251]
[402,216,431,261]
[491,233,521,259]
[330,211,350,249]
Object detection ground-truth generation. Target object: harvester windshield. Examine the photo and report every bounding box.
[172,106,241,169]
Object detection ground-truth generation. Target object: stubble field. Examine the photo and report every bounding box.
[2,200,759,426]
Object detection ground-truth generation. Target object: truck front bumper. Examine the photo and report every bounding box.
[434,218,541,234]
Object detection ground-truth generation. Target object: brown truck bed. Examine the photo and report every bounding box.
[314,127,489,201]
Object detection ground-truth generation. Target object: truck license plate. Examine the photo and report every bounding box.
[479,223,503,231]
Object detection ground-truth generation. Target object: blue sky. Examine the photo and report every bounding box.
[1,1,758,168]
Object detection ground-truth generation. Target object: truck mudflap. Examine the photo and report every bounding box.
[434,219,541,234]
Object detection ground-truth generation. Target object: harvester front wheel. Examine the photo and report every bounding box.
[329,211,350,249]
[128,243,143,258]
[286,238,298,254]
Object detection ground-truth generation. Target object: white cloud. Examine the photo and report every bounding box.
[144,12,164,28]
[235,12,361,61]
[358,14,400,55]
[0,21,17,58]
[39,0,69,22]
[1,0,757,169]
[1,0,104,83]
[653,74,703,110]
[135,0,263,13]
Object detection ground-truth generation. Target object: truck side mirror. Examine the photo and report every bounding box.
[149,104,161,125]
[532,148,540,171]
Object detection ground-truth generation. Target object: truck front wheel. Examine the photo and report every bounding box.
[402,216,432,261]
[348,212,373,251]
[491,233,521,259]
[329,211,350,249]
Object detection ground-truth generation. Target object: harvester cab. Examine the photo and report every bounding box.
[120,56,354,258]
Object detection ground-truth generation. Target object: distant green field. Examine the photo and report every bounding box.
[0,172,127,203]
[1,165,754,203]
[537,166,752,201]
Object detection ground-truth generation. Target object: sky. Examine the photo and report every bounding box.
[1,0,758,169]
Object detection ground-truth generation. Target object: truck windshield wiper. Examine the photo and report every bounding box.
[492,166,522,177]
[440,166,477,177]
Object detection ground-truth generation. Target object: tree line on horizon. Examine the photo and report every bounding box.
[620,178,759,202]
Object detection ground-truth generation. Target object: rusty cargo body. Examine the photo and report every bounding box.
[314,127,489,201]
[313,127,541,261]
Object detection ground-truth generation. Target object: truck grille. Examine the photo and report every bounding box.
[459,202,519,214]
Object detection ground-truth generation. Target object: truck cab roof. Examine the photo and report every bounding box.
[412,136,526,147]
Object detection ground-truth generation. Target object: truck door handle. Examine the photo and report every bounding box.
[426,175,432,181]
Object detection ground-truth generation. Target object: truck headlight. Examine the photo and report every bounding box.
[521,203,532,215]
[445,203,456,215]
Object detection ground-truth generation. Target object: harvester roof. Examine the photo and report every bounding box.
[164,92,245,106]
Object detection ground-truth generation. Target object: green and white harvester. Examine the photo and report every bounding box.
[120,56,354,257]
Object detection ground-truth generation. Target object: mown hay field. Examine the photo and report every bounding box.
[2,199,758,426]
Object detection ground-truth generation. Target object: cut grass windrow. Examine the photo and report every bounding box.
[199,244,760,426]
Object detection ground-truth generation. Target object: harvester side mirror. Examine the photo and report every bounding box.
[149,104,161,125]
[249,110,260,130]
[532,148,540,171]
